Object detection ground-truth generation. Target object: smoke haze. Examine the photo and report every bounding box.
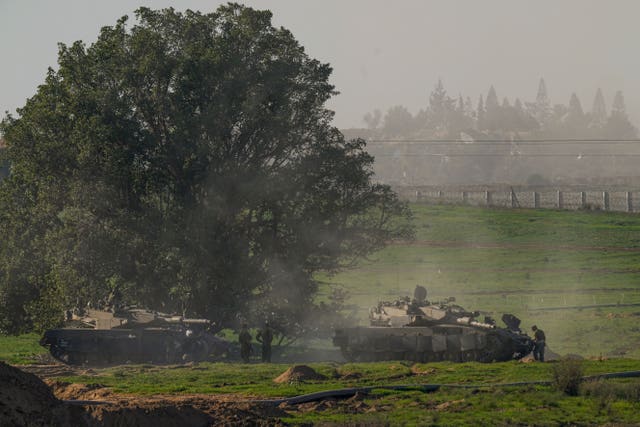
[1,0,639,129]
[1,0,639,359]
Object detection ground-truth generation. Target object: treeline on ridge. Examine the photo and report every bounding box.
[361,79,637,141]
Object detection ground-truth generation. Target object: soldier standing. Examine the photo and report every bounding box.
[531,325,546,362]
[413,285,427,303]
[238,323,252,363]
[256,321,274,363]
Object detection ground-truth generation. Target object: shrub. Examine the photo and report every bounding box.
[552,358,584,396]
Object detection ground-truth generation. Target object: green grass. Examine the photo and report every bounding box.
[41,359,640,426]
[4,332,640,425]
[0,333,47,364]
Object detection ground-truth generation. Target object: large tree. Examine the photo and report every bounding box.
[483,85,500,132]
[0,5,412,333]
[381,105,416,137]
[561,93,588,137]
[426,79,456,134]
[590,88,608,132]
[604,90,637,139]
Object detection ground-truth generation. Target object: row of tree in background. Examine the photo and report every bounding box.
[363,79,637,140]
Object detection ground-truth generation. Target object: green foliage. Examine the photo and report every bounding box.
[24,278,66,333]
[0,5,412,333]
[552,358,584,396]
[0,334,47,364]
[581,379,640,402]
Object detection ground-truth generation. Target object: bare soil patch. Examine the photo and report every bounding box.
[519,347,563,363]
[19,363,86,378]
[4,363,288,426]
[0,361,83,426]
[83,397,287,427]
[46,381,113,401]
[273,364,327,383]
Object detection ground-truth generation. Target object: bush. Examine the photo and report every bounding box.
[581,379,640,401]
[552,358,584,396]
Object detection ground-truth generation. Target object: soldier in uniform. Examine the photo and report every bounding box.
[256,321,274,363]
[238,323,252,363]
[413,285,427,303]
[531,325,546,362]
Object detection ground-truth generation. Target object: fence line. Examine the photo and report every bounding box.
[399,189,638,212]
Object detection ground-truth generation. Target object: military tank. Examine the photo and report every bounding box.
[40,307,229,365]
[333,286,534,363]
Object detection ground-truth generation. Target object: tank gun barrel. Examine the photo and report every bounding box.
[178,318,211,324]
[455,317,496,329]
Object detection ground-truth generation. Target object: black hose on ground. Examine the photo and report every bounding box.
[253,370,640,406]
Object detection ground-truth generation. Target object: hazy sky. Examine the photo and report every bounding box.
[1,0,638,129]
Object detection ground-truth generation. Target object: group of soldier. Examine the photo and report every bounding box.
[238,322,274,363]
[237,317,546,364]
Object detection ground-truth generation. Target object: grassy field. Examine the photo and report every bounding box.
[0,333,46,364]
[27,359,640,425]
[318,204,640,359]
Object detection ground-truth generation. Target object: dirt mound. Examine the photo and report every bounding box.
[2,363,287,426]
[273,365,327,383]
[19,363,83,378]
[411,365,436,376]
[50,383,288,426]
[519,354,536,363]
[340,371,363,380]
[435,399,468,411]
[520,347,564,363]
[295,398,338,413]
[85,399,287,426]
[0,361,82,426]
[47,381,113,401]
[86,404,213,427]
